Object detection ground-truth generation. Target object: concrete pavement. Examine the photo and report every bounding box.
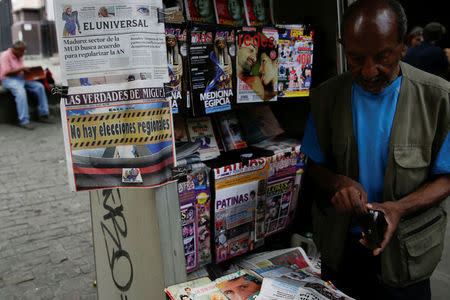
[0,120,97,299]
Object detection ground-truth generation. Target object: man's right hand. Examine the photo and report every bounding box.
[331,175,368,215]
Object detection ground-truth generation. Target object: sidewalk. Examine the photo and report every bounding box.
[0,121,97,299]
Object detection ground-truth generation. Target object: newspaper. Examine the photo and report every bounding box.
[234,247,320,276]
[277,25,314,98]
[54,0,168,86]
[256,276,354,300]
[163,0,185,23]
[60,81,175,191]
[236,27,279,103]
[213,158,269,262]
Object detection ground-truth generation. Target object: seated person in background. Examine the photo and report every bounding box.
[404,22,449,79]
[0,41,54,129]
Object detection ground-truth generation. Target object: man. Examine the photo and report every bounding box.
[0,41,54,129]
[301,1,449,299]
[227,0,246,26]
[404,22,449,79]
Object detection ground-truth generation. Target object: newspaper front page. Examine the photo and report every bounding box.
[61,81,175,191]
[54,0,168,85]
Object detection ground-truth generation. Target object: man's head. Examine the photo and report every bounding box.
[238,37,258,75]
[193,0,213,17]
[98,6,109,17]
[219,275,261,300]
[423,22,446,45]
[252,0,266,23]
[340,0,406,94]
[227,0,244,21]
[11,41,26,58]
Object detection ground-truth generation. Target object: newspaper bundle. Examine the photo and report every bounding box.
[213,158,269,262]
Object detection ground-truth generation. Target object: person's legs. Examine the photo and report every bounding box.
[1,77,30,125]
[383,278,431,300]
[321,234,384,300]
[24,80,49,117]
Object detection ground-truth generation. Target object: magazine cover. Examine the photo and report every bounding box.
[163,0,185,23]
[178,166,213,272]
[213,0,247,26]
[236,27,279,103]
[243,0,272,26]
[184,0,216,23]
[214,269,263,299]
[165,276,212,300]
[214,111,248,151]
[189,23,235,115]
[165,23,189,114]
[277,25,314,98]
[213,158,269,262]
[187,117,221,161]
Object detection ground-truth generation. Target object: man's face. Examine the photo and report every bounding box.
[252,0,265,22]
[238,43,258,73]
[342,9,402,94]
[99,7,108,17]
[220,277,260,300]
[194,0,212,16]
[227,0,243,20]
[259,52,277,86]
[12,46,26,58]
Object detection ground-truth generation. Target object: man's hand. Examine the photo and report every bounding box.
[331,175,368,215]
[359,201,403,256]
[21,67,31,72]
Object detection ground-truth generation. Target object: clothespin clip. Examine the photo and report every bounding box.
[51,85,69,97]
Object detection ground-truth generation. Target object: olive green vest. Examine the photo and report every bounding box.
[309,62,450,287]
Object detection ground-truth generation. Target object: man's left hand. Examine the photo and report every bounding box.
[359,201,403,256]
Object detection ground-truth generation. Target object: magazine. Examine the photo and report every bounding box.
[165,23,189,114]
[187,117,221,161]
[165,276,212,300]
[277,25,314,98]
[184,0,217,23]
[163,0,185,23]
[178,166,213,272]
[243,0,272,26]
[214,269,263,299]
[236,27,279,103]
[189,23,235,115]
[265,148,300,236]
[213,0,247,26]
[213,158,269,262]
[237,103,284,144]
[215,111,248,152]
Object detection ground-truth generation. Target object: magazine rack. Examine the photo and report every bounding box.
[89,183,186,300]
